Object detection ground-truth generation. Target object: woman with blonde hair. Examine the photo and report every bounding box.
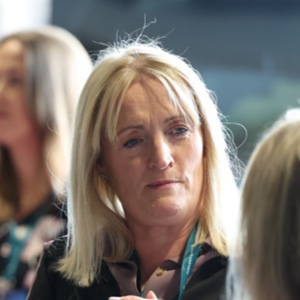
[227,108,300,300]
[0,25,92,298]
[28,37,240,300]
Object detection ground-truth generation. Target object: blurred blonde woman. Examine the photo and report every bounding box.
[0,25,92,298]
[28,37,240,300]
[227,108,300,300]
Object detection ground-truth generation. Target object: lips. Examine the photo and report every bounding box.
[147,180,179,188]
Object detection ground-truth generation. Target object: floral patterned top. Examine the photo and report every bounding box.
[0,193,66,300]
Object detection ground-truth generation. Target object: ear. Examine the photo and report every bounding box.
[95,157,107,176]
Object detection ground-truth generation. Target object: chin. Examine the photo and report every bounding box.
[150,201,183,218]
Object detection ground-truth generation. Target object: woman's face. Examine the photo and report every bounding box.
[0,39,38,147]
[101,78,204,227]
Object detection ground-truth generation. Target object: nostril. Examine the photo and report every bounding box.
[148,138,174,170]
[148,152,174,170]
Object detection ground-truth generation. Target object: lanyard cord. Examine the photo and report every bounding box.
[1,195,52,283]
[2,219,37,281]
[177,224,201,300]
[139,224,201,299]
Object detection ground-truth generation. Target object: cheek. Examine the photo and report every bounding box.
[10,96,30,124]
[108,155,144,181]
[105,157,145,211]
[188,137,204,174]
[187,157,203,191]
[6,87,26,106]
[185,139,204,198]
[105,159,136,196]
[4,97,36,129]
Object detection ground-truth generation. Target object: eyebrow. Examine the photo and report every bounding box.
[116,115,186,136]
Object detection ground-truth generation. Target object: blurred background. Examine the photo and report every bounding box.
[1,0,299,164]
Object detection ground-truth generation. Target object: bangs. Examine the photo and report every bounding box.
[99,57,201,146]
[158,74,201,127]
[102,72,201,144]
[101,70,137,142]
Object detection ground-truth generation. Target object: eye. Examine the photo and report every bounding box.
[9,77,24,86]
[171,126,188,135]
[123,138,142,148]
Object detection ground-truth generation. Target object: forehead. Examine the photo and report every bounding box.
[104,75,199,142]
[0,39,24,70]
[117,79,178,124]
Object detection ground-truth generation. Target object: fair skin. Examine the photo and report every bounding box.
[0,39,50,221]
[121,290,158,300]
[100,78,204,287]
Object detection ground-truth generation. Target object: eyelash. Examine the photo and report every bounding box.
[171,126,189,135]
[123,126,190,149]
[9,77,24,86]
[123,138,142,148]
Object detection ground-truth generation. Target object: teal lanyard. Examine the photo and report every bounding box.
[177,224,201,300]
[2,198,50,283]
[3,221,35,281]
[138,224,201,299]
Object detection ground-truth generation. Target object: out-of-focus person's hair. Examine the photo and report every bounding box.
[56,37,240,286]
[0,25,93,219]
[226,107,300,300]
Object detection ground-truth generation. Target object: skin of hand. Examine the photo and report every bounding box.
[119,290,159,299]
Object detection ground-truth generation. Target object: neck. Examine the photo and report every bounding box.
[8,134,51,221]
[129,219,196,283]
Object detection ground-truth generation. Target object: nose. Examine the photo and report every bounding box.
[148,135,174,170]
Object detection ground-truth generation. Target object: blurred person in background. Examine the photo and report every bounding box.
[0,25,93,299]
[27,37,240,300]
[226,107,300,300]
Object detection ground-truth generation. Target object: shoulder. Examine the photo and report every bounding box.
[34,236,68,289]
[27,237,75,300]
[183,246,228,300]
[28,237,120,300]
[197,245,228,281]
[44,236,67,258]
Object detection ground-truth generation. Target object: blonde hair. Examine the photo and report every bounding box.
[58,38,240,286]
[227,108,300,300]
[0,26,93,217]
